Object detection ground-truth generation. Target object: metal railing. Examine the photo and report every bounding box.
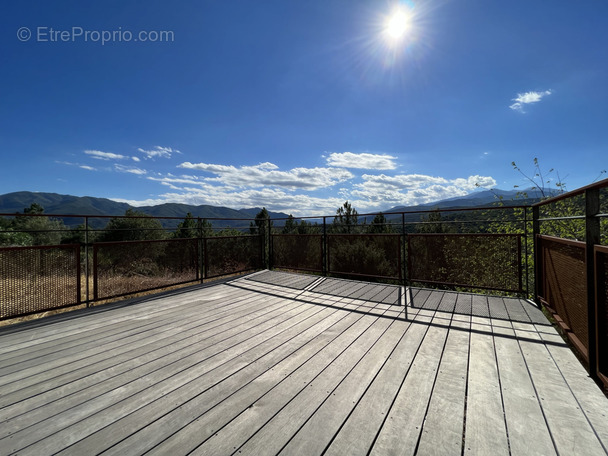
[1,178,607,389]
[533,178,608,388]
[270,205,530,292]
[0,213,263,319]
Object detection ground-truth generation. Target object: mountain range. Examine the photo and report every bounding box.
[0,188,555,227]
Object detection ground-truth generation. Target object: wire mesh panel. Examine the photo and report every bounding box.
[93,238,199,300]
[595,245,608,387]
[327,234,402,280]
[204,235,262,279]
[538,235,588,358]
[271,234,323,273]
[0,244,81,319]
[408,234,522,292]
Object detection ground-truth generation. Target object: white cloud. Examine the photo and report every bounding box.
[138,146,181,159]
[108,152,496,216]
[509,90,552,113]
[178,161,353,190]
[114,184,348,217]
[326,152,397,170]
[84,150,129,160]
[352,173,497,207]
[132,156,141,162]
[360,174,449,190]
[131,169,497,216]
[79,165,97,171]
[114,164,147,175]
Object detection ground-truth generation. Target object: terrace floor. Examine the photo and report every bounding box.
[1,270,607,455]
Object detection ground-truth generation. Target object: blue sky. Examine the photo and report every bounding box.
[1,0,607,215]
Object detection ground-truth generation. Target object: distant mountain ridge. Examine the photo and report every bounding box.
[385,187,559,213]
[0,187,558,225]
[0,191,290,227]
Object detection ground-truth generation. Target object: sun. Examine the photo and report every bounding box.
[385,8,411,42]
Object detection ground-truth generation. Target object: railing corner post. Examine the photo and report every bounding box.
[532,205,541,307]
[585,187,600,378]
[322,216,328,276]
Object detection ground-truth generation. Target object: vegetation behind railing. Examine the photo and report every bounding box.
[2,180,607,337]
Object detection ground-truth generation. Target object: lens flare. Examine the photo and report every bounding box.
[386,10,410,40]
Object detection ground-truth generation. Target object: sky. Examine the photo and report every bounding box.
[1,0,607,216]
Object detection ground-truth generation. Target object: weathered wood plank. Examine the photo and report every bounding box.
[501,297,532,323]
[414,314,471,456]
[535,325,608,450]
[322,311,439,456]
[276,317,422,456]
[1,276,607,456]
[1,299,322,453]
[455,292,472,316]
[522,300,552,325]
[0,288,283,393]
[492,321,557,455]
[487,296,510,321]
[470,294,489,318]
[59,305,356,455]
[193,314,396,456]
[237,319,407,456]
[370,313,452,456]
[419,290,444,311]
[0,294,305,421]
[0,284,241,351]
[93,306,368,456]
[519,331,608,455]
[0,290,266,377]
[464,317,510,456]
[146,311,378,456]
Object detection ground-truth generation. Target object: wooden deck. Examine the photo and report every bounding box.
[1,270,607,455]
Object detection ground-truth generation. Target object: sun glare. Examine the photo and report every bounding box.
[385,8,411,42]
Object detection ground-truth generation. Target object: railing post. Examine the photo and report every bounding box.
[267,217,273,270]
[523,207,529,298]
[402,213,407,289]
[322,216,327,276]
[84,216,90,307]
[197,217,204,283]
[585,187,600,378]
[532,205,541,307]
[92,243,98,301]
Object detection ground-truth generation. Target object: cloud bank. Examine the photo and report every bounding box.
[68,147,497,216]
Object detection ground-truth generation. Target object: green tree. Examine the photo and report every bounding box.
[416,211,448,234]
[332,201,358,233]
[174,212,198,238]
[249,208,271,235]
[6,203,66,246]
[297,219,320,234]
[99,209,167,242]
[282,215,298,234]
[367,213,393,234]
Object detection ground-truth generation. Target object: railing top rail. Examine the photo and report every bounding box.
[532,177,608,207]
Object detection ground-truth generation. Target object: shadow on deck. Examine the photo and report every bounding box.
[0,270,606,455]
